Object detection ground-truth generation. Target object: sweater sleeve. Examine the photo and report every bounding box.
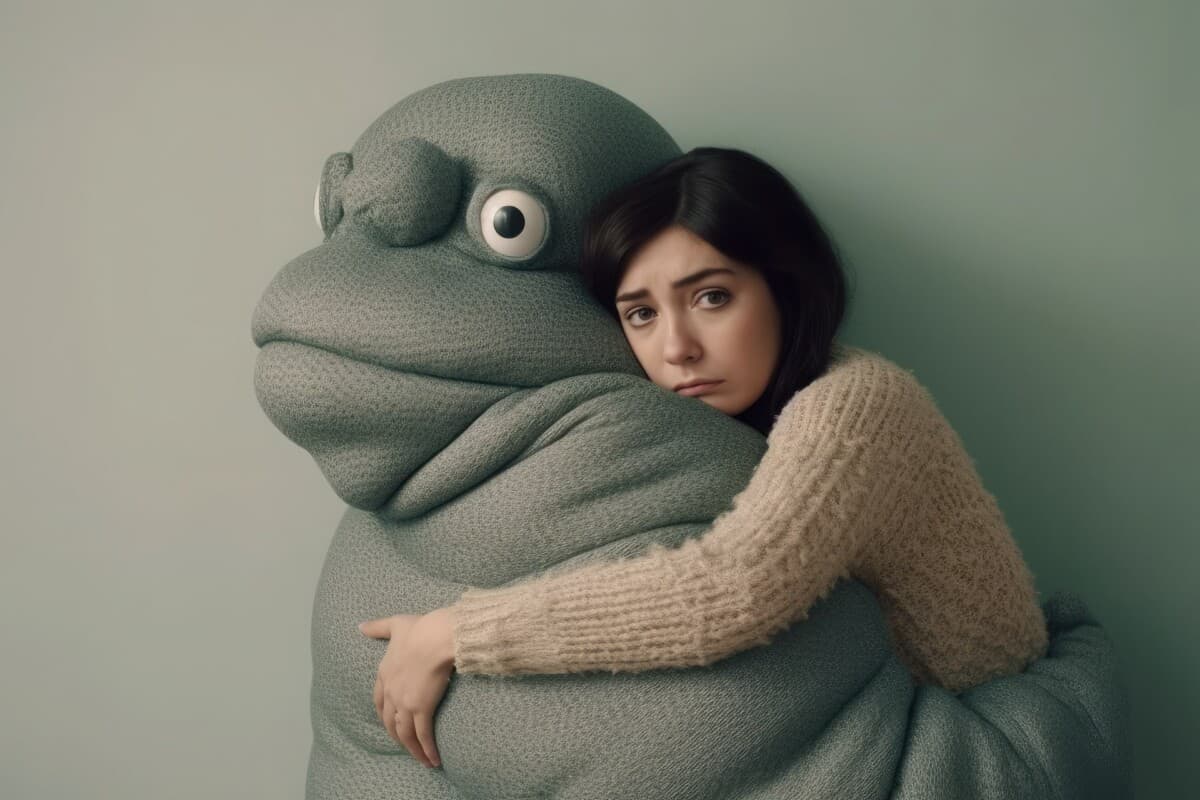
[451,347,934,675]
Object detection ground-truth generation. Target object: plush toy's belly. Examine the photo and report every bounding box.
[305,509,912,800]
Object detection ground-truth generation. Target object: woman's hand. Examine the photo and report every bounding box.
[358,606,457,768]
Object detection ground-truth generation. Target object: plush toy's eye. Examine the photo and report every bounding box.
[480,189,548,259]
[314,180,323,231]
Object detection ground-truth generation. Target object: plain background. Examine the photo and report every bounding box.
[1,1,1193,797]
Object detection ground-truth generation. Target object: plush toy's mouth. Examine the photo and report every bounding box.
[254,335,470,386]
[256,334,379,367]
[252,336,522,511]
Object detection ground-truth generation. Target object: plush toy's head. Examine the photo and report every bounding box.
[252,74,692,510]
[315,72,681,272]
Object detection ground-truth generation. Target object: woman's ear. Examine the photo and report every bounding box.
[315,151,352,239]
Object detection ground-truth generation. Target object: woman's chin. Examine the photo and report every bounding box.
[698,396,734,416]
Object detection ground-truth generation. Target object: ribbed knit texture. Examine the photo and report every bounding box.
[453,345,1049,692]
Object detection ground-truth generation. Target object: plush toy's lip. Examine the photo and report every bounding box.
[256,335,402,375]
[256,335,432,382]
[255,335,525,390]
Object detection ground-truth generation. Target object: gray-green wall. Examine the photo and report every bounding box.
[1,1,1192,797]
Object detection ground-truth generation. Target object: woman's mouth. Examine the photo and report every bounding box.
[676,380,724,397]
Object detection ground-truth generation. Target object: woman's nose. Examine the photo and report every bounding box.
[661,318,702,364]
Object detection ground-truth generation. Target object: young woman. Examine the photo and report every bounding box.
[358,147,1050,769]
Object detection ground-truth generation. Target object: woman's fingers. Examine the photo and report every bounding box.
[395,711,432,768]
[381,690,433,768]
[366,625,445,769]
[413,711,440,767]
[373,673,384,724]
[382,695,399,743]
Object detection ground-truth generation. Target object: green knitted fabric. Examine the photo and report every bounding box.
[251,73,1130,800]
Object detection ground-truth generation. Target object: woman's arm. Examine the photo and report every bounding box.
[452,347,934,675]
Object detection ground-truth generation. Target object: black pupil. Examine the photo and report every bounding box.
[492,206,525,238]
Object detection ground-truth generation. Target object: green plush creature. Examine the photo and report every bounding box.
[252,73,1129,799]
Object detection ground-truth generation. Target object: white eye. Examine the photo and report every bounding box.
[480,189,548,258]
[314,180,322,231]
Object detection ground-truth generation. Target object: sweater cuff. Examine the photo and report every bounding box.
[452,582,559,675]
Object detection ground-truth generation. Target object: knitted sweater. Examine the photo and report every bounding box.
[450,344,1049,693]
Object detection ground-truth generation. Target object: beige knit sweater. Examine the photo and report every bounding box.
[450,344,1049,693]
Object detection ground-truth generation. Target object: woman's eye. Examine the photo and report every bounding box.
[626,307,654,326]
[624,290,729,327]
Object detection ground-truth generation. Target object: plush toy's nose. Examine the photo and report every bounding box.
[338,137,462,247]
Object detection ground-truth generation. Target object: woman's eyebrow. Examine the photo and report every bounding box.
[615,267,736,304]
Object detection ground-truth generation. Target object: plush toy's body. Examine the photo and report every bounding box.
[252,74,1128,799]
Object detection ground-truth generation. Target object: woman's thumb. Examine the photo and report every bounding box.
[357,618,387,637]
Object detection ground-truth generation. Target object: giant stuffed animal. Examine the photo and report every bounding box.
[251,73,1130,799]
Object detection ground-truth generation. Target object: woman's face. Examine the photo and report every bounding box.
[613,224,783,416]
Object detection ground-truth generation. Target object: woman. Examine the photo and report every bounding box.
[358,147,1050,769]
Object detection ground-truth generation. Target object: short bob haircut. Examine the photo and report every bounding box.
[579,146,853,436]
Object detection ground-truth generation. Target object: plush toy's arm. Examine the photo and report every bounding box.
[891,592,1132,800]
